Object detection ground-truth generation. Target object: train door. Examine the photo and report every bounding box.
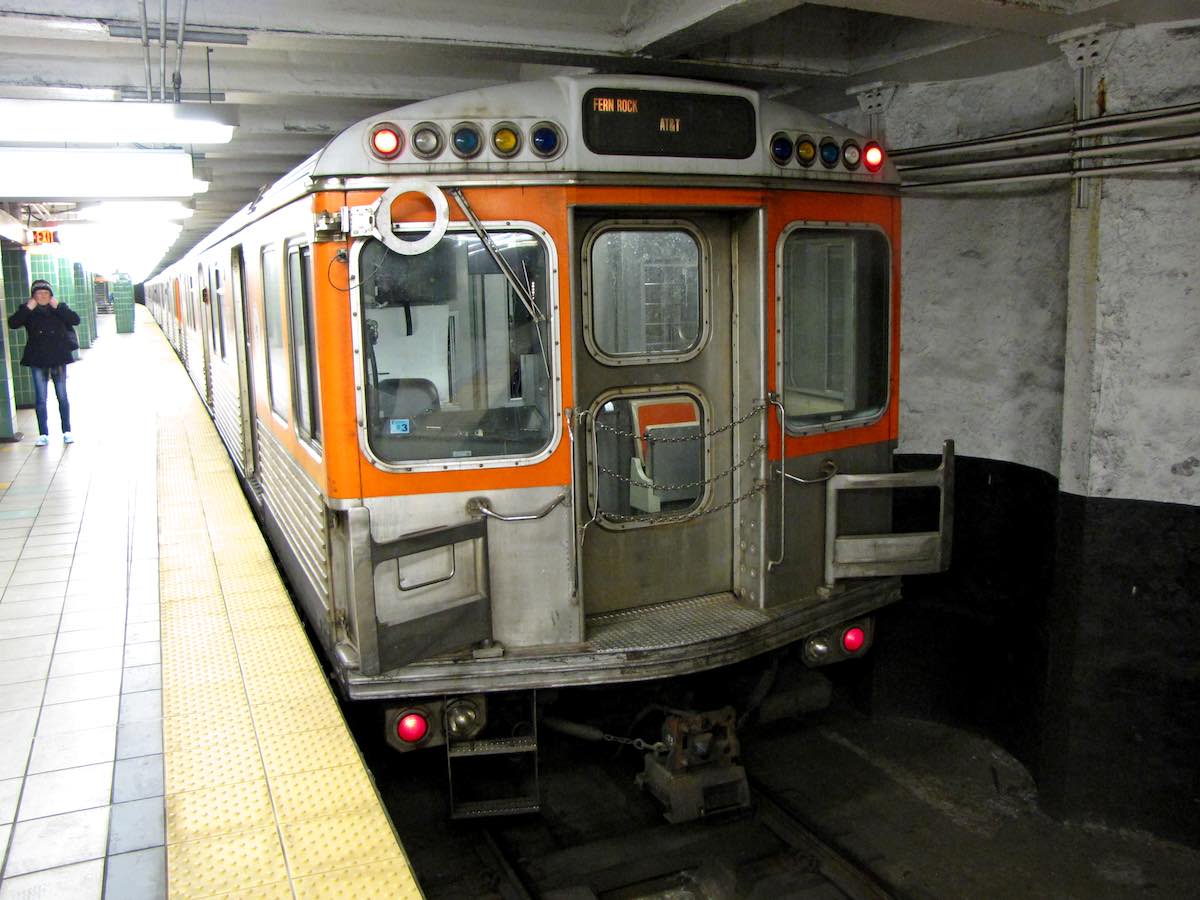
[230,246,258,478]
[574,213,737,614]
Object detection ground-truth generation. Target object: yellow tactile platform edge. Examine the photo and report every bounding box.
[153,328,422,899]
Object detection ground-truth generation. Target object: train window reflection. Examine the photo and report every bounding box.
[359,231,553,464]
[591,393,705,523]
[589,229,701,359]
[261,246,290,419]
[782,228,889,430]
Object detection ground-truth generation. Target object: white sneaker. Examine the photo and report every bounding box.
[34,435,48,446]
[62,432,74,445]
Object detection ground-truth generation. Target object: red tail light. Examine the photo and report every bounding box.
[863,142,884,172]
[370,123,404,160]
[396,711,429,743]
[842,627,866,653]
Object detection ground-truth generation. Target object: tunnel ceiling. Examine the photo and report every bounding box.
[0,0,1193,273]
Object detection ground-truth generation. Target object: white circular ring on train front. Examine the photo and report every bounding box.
[372,180,449,256]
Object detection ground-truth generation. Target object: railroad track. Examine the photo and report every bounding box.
[472,779,900,900]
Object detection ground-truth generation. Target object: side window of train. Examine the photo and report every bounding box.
[209,267,226,359]
[260,245,290,420]
[356,229,555,465]
[780,226,890,432]
[583,224,706,364]
[286,244,320,447]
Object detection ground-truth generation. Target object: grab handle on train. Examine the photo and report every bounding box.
[778,459,838,484]
[467,493,567,523]
[371,179,450,256]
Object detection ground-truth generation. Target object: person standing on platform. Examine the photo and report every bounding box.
[8,278,80,446]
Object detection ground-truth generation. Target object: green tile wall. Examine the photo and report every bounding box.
[0,239,21,434]
[72,261,95,349]
[114,273,135,333]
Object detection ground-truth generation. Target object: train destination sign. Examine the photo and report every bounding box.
[582,88,756,159]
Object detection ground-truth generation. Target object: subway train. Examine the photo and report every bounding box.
[146,74,953,815]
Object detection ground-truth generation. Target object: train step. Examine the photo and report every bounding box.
[448,691,540,818]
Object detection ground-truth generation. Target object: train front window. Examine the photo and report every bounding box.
[782,228,889,431]
[358,231,553,464]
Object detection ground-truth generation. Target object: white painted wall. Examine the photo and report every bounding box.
[899,191,1069,474]
[1074,20,1200,505]
[839,19,1200,506]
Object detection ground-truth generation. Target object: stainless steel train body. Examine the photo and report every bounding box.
[145,75,953,709]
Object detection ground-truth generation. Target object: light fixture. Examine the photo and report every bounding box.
[106,22,248,45]
[0,100,237,144]
[80,201,195,222]
[0,148,200,199]
[56,220,183,284]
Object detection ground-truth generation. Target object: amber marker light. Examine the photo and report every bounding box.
[795,136,817,167]
[492,124,521,157]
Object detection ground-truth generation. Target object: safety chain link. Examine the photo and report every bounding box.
[597,442,765,492]
[593,402,767,444]
[601,733,668,753]
[601,481,766,525]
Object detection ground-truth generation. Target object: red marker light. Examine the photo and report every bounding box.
[370,124,403,159]
[842,627,866,653]
[863,142,884,172]
[396,712,429,743]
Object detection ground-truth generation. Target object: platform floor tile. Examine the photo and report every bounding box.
[0,310,421,899]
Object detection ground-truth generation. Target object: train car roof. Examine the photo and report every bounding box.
[185,74,895,264]
[311,74,895,184]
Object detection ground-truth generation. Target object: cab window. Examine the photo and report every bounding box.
[358,231,553,464]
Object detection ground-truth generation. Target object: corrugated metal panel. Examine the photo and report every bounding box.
[210,363,245,471]
[256,422,330,609]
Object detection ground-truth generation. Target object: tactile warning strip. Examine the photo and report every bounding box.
[156,333,421,898]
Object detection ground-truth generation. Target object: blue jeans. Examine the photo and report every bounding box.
[31,366,70,436]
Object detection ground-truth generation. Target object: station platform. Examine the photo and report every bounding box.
[0,310,421,898]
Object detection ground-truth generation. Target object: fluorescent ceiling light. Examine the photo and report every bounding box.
[0,148,199,199]
[0,100,237,144]
[81,201,195,222]
[57,221,183,284]
[106,22,248,45]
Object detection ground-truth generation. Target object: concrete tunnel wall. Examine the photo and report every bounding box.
[831,18,1200,846]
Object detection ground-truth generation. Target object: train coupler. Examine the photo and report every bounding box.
[635,706,750,824]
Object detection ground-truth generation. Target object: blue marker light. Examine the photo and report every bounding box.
[452,126,481,157]
[819,139,840,168]
[531,125,560,157]
[770,133,794,165]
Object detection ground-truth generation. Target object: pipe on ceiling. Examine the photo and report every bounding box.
[138,1,152,101]
[901,154,1200,191]
[892,100,1200,162]
[900,132,1200,178]
[159,0,167,102]
[173,0,189,103]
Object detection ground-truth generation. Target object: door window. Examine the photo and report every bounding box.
[781,227,889,431]
[585,226,705,363]
[261,245,289,419]
[590,391,706,524]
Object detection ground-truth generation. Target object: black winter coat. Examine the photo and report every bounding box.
[7,303,81,367]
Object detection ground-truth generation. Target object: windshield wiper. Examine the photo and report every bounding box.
[447,188,545,324]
